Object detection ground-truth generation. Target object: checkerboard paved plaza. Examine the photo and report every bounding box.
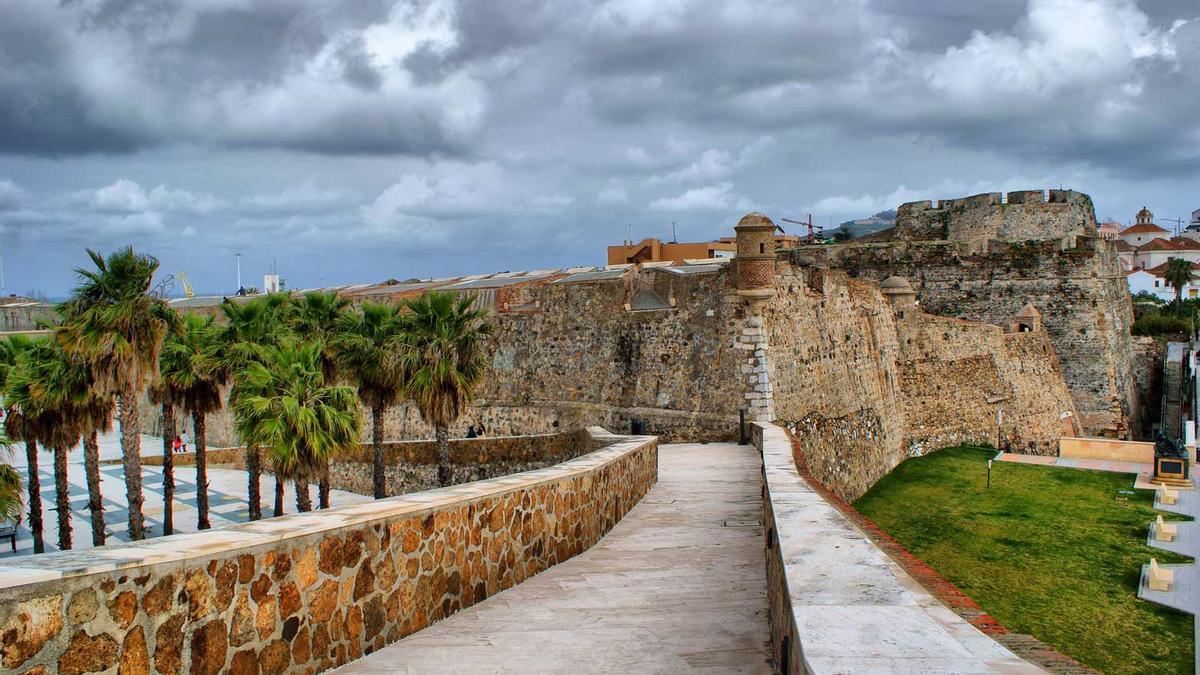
[1,430,371,558]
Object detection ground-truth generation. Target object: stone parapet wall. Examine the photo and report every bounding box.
[0,429,658,674]
[755,422,1039,674]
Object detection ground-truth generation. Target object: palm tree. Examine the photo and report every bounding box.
[232,341,361,513]
[214,293,296,518]
[1165,258,1195,304]
[159,313,224,530]
[18,340,112,547]
[336,302,407,499]
[0,447,21,528]
[291,291,350,507]
[58,248,175,541]
[0,335,45,552]
[5,340,89,550]
[293,291,350,380]
[147,383,177,535]
[401,291,492,487]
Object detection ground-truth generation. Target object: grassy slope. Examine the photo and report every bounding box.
[854,446,1194,675]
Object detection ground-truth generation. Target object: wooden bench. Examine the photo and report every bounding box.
[1148,558,1175,592]
[1157,484,1179,506]
[1155,515,1178,543]
[0,522,15,552]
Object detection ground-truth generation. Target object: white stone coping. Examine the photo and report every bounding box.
[0,428,655,593]
[757,422,1044,673]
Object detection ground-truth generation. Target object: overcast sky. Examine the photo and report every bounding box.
[1,0,1198,296]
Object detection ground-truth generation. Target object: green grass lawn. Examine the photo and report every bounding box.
[854,446,1194,675]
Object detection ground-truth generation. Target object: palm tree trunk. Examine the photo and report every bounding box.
[246,446,261,521]
[161,404,174,536]
[24,440,44,554]
[83,430,105,546]
[117,390,146,540]
[436,423,451,487]
[318,466,330,509]
[372,404,385,499]
[53,445,71,551]
[294,479,312,512]
[193,410,209,530]
[273,475,284,517]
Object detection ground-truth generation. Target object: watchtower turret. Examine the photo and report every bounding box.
[735,212,777,302]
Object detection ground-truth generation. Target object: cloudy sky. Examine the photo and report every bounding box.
[1,0,1198,296]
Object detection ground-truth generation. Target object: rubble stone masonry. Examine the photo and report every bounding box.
[149,253,1082,502]
[0,431,657,674]
[797,190,1137,437]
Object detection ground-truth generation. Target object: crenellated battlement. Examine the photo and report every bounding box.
[898,189,1091,217]
[894,188,1097,251]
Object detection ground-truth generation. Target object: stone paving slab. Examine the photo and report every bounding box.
[1147,520,1199,556]
[336,443,773,674]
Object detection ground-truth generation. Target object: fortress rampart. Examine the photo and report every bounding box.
[148,253,1078,502]
[894,189,1097,252]
[796,189,1137,437]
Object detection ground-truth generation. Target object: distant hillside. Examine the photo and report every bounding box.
[824,209,896,239]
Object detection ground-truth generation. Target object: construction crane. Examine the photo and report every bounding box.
[149,274,175,299]
[781,215,823,242]
[177,271,196,300]
[1162,217,1186,237]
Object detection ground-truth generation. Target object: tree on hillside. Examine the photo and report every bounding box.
[291,290,350,507]
[160,313,224,530]
[401,291,492,487]
[336,302,407,499]
[1,335,46,552]
[1165,258,1195,303]
[232,341,361,513]
[58,248,175,540]
[214,293,296,519]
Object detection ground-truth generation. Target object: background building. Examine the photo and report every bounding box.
[1119,208,1171,246]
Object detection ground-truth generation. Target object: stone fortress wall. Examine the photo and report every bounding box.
[763,264,1076,501]
[894,189,1097,252]
[797,189,1138,437]
[0,431,658,675]
[154,226,1083,502]
[145,190,1104,503]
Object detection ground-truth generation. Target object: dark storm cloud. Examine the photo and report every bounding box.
[1,0,1199,296]
[0,0,481,156]
[0,6,150,154]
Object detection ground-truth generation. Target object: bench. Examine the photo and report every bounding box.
[1148,558,1175,592]
[0,522,15,552]
[1157,484,1179,506]
[1155,515,1178,543]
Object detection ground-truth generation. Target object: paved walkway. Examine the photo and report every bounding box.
[1139,485,1200,674]
[337,442,773,674]
[994,452,1157,489]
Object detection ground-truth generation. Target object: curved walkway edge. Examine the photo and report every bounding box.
[756,422,1045,674]
[337,442,773,674]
